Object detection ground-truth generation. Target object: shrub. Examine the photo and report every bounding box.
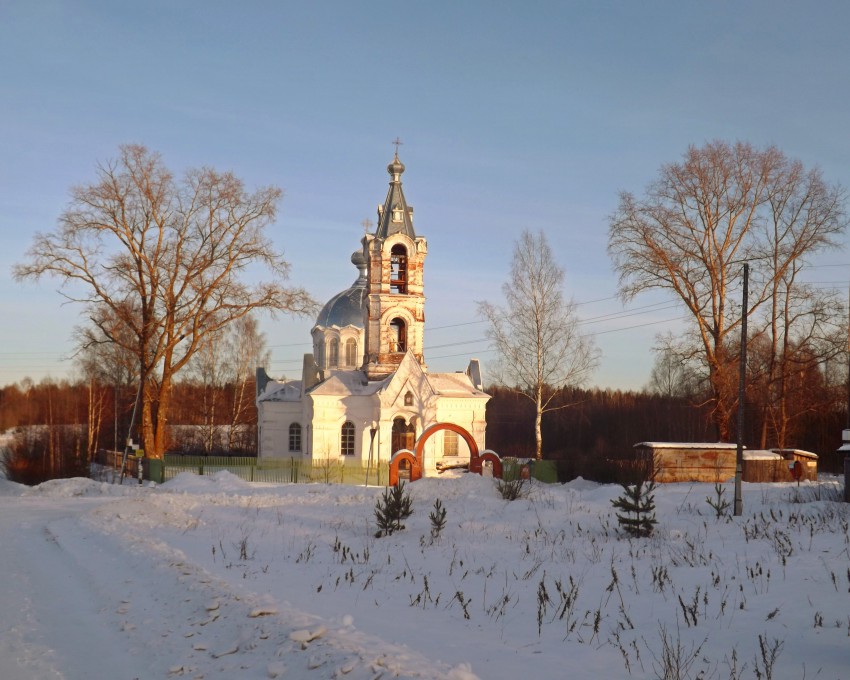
[497,477,528,501]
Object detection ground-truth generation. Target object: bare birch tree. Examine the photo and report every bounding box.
[609,140,847,441]
[15,145,315,458]
[479,230,599,460]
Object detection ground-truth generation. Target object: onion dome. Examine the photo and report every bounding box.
[314,249,368,329]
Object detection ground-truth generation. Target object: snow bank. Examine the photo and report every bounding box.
[0,476,26,497]
[22,477,130,498]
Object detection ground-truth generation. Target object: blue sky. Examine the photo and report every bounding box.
[2,1,850,389]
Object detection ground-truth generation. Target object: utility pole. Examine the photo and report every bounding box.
[844,284,850,503]
[734,263,749,516]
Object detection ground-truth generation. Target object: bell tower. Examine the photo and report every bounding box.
[362,152,428,380]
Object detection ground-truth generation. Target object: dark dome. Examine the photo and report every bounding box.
[387,154,405,177]
[314,250,368,328]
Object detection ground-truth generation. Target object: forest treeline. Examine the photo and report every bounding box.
[2,371,846,485]
[487,384,847,477]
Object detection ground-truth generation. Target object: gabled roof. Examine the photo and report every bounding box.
[375,154,415,239]
[308,369,387,397]
[380,351,436,404]
[258,380,303,403]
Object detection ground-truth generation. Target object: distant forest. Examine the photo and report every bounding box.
[486,385,847,476]
[1,373,846,485]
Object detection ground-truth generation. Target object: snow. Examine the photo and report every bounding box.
[1,471,849,679]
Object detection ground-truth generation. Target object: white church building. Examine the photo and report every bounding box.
[255,153,490,475]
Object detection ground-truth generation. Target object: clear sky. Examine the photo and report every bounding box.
[2,1,850,390]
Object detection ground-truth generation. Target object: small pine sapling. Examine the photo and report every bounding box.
[374,481,414,537]
[429,498,447,540]
[612,479,658,537]
[706,482,731,518]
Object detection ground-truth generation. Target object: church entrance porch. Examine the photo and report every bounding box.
[391,417,415,454]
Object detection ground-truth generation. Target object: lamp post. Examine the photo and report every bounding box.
[365,421,378,487]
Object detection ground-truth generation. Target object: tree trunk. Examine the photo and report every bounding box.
[535,390,543,460]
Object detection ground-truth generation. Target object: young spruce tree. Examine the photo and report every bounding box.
[611,479,658,537]
[374,482,414,537]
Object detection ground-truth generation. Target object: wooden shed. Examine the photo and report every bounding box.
[743,448,818,483]
[634,442,738,483]
[633,442,818,483]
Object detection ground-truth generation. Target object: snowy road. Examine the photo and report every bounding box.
[0,496,153,680]
[0,483,476,680]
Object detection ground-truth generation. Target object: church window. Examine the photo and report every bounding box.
[389,318,406,353]
[289,423,302,452]
[315,340,324,367]
[345,338,357,367]
[390,244,407,294]
[392,205,403,222]
[341,421,355,456]
[329,338,339,367]
[444,430,459,457]
[404,391,413,406]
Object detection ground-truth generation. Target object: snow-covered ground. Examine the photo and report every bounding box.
[1,470,848,679]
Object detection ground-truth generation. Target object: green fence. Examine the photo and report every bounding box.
[157,455,390,486]
[500,458,558,484]
[104,451,557,486]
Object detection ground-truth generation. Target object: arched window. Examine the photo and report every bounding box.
[404,391,414,406]
[328,338,339,367]
[315,340,324,367]
[389,318,406,353]
[345,338,357,367]
[390,244,407,294]
[289,423,302,453]
[443,430,459,457]
[341,421,355,456]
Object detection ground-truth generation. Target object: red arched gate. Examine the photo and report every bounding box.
[388,422,502,485]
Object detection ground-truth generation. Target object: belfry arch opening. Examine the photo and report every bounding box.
[390,244,407,294]
[389,317,407,353]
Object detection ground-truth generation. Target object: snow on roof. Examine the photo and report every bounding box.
[634,442,740,450]
[258,380,302,402]
[771,448,819,460]
[308,369,386,397]
[743,449,781,460]
[428,372,488,397]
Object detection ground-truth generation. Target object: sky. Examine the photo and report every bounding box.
[2,1,850,389]
[2,470,849,678]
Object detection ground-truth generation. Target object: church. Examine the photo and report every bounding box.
[255,152,490,475]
